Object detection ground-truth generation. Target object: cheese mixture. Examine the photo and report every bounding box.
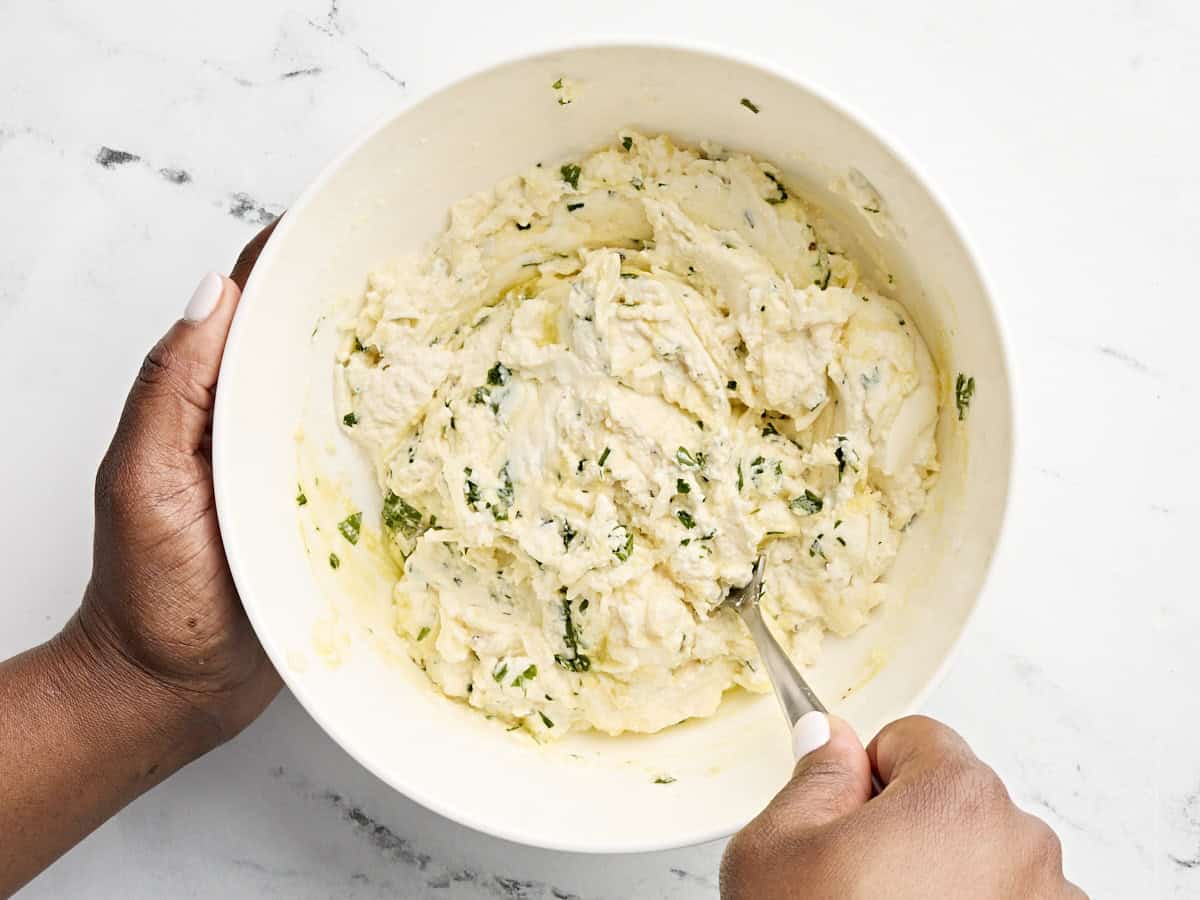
[335,133,939,739]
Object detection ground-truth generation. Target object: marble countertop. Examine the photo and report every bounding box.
[2,1,1198,896]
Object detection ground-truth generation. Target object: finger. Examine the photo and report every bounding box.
[866,715,979,787]
[767,713,873,829]
[116,272,242,456]
[231,217,281,290]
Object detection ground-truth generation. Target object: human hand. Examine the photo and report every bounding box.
[59,222,283,757]
[720,715,1086,899]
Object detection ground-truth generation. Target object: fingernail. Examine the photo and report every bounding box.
[792,711,831,759]
[184,272,224,322]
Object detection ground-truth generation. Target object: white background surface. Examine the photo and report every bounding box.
[2,1,1198,897]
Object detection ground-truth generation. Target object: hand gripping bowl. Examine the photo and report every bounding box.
[212,42,1013,853]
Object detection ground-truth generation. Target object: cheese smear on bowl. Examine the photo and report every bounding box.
[335,133,939,739]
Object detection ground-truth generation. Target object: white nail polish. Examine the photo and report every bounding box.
[792,711,831,759]
[184,272,224,322]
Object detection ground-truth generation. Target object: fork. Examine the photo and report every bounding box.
[721,555,884,795]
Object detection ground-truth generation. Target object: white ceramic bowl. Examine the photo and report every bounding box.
[213,42,1013,854]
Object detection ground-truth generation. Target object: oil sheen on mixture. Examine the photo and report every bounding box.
[335,133,939,740]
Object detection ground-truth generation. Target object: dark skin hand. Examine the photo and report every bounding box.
[0,222,279,896]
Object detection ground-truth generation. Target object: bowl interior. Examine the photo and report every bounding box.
[213,44,1012,853]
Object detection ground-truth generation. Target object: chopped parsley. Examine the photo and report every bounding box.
[512,664,538,688]
[818,267,832,290]
[566,202,585,212]
[493,662,508,683]
[790,490,823,515]
[676,478,691,495]
[675,446,704,469]
[611,525,633,562]
[463,468,481,509]
[598,446,611,467]
[416,626,430,641]
[554,593,591,672]
[353,336,365,353]
[809,535,826,560]
[382,491,422,536]
[551,78,563,89]
[740,97,760,113]
[560,162,581,190]
[836,536,847,546]
[328,552,340,569]
[630,176,644,191]
[337,511,362,545]
[727,380,738,390]
[737,461,744,492]
[487,362,511,386]
[490,463,514,521]
[342,411,359,427]
[539,711,555,729]
[956,373,976,420]
[296,485,308,507]
[560,519,577,550]
[764,171,788,204]
[621,136,633,151]
[676,509,696,529]
[762,421,779,438]
[653,775,677,784]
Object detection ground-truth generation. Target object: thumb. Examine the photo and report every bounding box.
[118,272,241,455]
[766,713,873,829]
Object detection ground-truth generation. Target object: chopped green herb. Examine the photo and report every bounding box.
[675,446,704,468]
[487,362,511,386]
[630,176,644,191]
[512,664,538,688]
[382,491,422,536]
[762,421,779,438]
[353,336,365,353]
[676,509,696,529]
[676,478,691,495]
[554,595,591,671]
[727,380,738,390]
[551,78,563,89]
[416,626,430,641]
[493,662,508,683]
[296,486,308,507]
[611,525,634,562]
[515,222,531,230]
[740,97,760,113]
[337,511,362,545]
[598,446,611,467]
[809,536,826,559]
[836,536,847,546]
[566,202,585,212]
[560,519,577,550]
[342,411,359,427]
[737,461,744,492]
[863,206,880,214]
[763,171,788,204]
[818,267,832,290]
[560,163,581,190]
[539,711,555,729]
[790,489,823,515]
[619,272,638,279]
[328,552,340,569]
[653,775,676,784]
[621,136,633,151]
[680,538,691,546]
[955,373,976,421]
[463,469,481,509]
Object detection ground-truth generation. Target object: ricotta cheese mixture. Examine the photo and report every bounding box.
[335,133,939,739]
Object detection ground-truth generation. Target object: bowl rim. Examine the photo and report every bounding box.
[213,35,1017,855]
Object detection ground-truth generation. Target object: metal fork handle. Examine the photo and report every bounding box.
[740,601,885,796]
